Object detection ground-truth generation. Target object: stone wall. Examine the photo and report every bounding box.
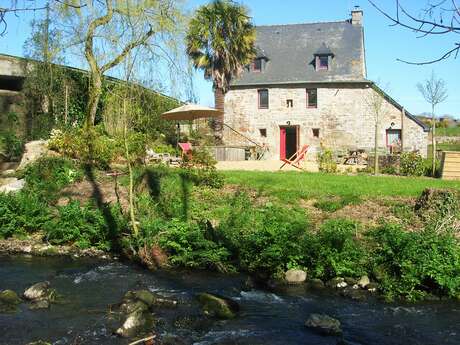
[223,83,428,160]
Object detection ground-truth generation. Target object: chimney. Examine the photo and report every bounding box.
[351,6,363,25]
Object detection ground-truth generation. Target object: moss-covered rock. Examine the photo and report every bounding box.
[123,290,177,309]
[0,289,22,313]
[305,313,342,336]
[197,292,239,319]
[115,310,154,338]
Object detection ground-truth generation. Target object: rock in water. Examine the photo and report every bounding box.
[285,269,307,284]
[123,290,178,309]
[115,310,154,338]
[29,299,50,310]
[305,313,342,336]
[306,279,325,290]
[357,275,370,289]
[197,293,239,319]
[24,282,50,300]
[326,277,347,289]
[0,290,22,313]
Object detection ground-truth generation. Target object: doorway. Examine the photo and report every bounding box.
[280,126,299,160]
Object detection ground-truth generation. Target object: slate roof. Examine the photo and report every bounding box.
[232,20,366,86]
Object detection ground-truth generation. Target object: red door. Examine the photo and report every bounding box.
[280,127,286,160]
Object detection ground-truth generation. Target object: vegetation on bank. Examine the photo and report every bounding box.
[1,155,460,302]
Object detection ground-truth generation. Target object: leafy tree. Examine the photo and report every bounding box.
[186,0,256,135]
[417,72,448,176]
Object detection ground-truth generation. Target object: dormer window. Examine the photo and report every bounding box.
[317,56,329,71]
[314,43,334,72]
[253,58,263,72]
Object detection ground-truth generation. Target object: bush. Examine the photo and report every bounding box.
[0,192,51,238]
[48,127,119,169]
[3,132,24,161]
[44,201,125,251]
[369,224,460,301]
[400,152,424,176]
[218,194,309,276]
[304,219,367,279]
[180,148,223,188]
[145,218,232,272]
[22,156,82,203]
[317,149,337,173]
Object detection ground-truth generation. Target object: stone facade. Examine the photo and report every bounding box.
[223,83,428,159]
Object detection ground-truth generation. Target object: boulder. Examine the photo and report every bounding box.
[115,310,154,338]
[17,140,49,170]
[340,287,368,301]
[326,277,347,289]
[366,283,379,293]
[123,290,177,309]
[357,275,370,289]
[285,269,307,284]
[0,178,25,193]
[29,299,50,310]
[197,293,239,319]
[306,279,325,290]
[305,313,342,336]
[24,282,50,300]
[0,289,22,313]
[0,290,21,305]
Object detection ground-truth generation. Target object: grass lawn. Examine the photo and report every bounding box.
[223,170,460,202]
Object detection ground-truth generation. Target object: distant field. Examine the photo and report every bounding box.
[436,126,460,137]
[223,170,460,202]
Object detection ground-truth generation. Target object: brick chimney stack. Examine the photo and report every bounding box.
[351,6,363,25]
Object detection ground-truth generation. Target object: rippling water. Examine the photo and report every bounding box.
[1,255,460,345]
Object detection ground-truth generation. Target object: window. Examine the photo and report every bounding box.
[312,128,320,138]
[316,55,329,71]
[253,58,263,72]
[306,89,317,108]
[259,128,267,137]
[386,129,401,147]
[258,89,269,109]
[286,99,293,108]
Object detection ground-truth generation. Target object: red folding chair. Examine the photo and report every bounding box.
[178,142,193,159]
[280,144,309,170]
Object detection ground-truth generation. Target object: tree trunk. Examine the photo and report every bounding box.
[374,111,379,175]
[432,104,436,177]
[86,74,102,128]
[213,87,225,139]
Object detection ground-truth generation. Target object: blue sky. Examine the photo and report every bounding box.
[1,0,459,116]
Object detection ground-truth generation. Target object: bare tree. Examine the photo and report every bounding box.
[417,72,448,176]
[368,0,460,64]
[366,83,389,175]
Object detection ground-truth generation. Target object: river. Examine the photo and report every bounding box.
[1,255,459,345]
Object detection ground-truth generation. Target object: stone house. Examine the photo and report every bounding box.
[223,9,429,160]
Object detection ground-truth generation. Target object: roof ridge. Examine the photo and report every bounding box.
[255,19,349,28]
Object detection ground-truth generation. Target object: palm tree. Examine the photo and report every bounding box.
[186,0,256,135]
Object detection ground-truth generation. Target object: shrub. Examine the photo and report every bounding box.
[153,218,232,272]
[3,132,24,161]
[369,224,460,301]
[400,151,424,176]
[48,127,119,169]
[180,148,223,188]
[44,201,125,251]
[0,192,51,238]
[304,219,367,279]
[218,194,309,276]
[22,156,82,203]
[317,149,337,173]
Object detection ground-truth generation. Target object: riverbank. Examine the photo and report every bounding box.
[2,157,460,303]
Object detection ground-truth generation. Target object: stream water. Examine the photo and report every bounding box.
[1,255,460,345]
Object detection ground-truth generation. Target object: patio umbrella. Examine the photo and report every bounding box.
[161,103,223,121]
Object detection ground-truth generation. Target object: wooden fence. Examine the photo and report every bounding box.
[441,151,460,180]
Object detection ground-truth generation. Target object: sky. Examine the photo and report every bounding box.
[1,0,459,116]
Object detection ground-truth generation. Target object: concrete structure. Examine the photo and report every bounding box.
[223,9,429,160]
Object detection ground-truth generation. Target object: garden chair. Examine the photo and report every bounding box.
[178,142,193,159]
[279,144,309,171]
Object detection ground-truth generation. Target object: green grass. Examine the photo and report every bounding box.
[436,126,460,137]
[223,171,460,202]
